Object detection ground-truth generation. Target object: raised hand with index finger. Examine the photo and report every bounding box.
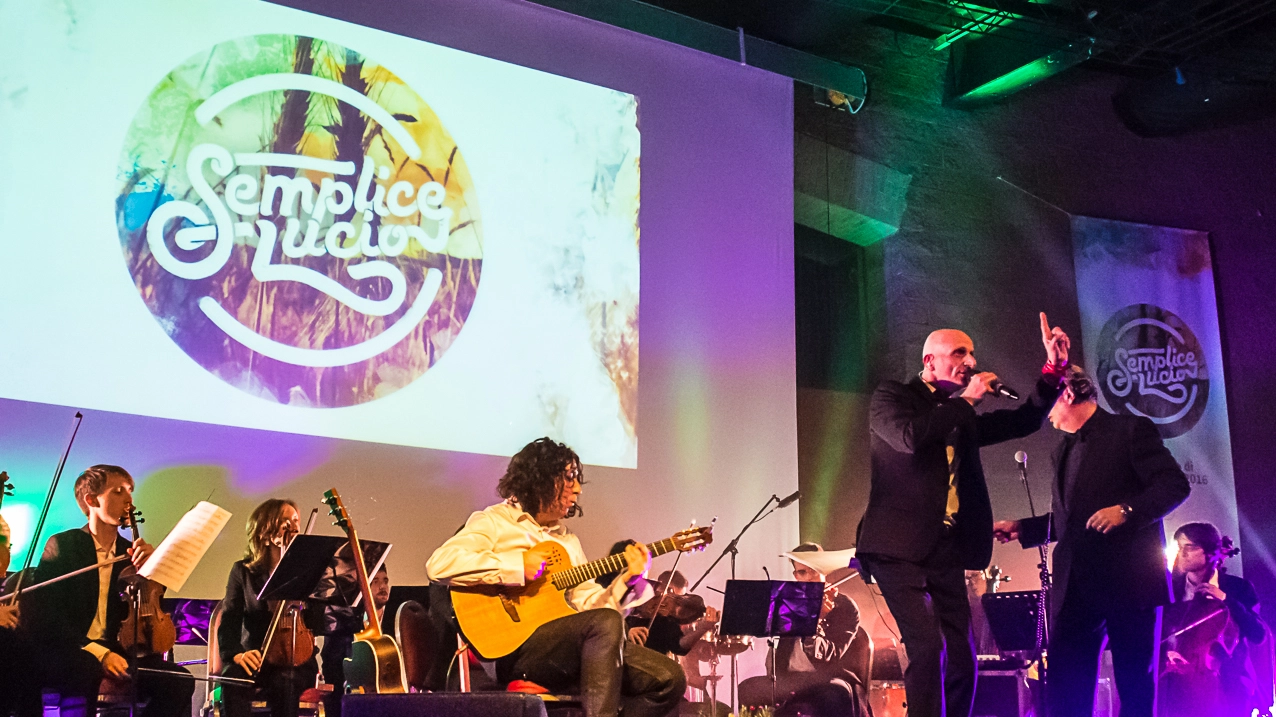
[1040,312,1070,367]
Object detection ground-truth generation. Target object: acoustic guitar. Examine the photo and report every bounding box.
[451,525,713,659]
[322,489,407,694]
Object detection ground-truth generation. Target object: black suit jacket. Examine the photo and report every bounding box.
[1169,570,1266,644]
[859,375,1060,571]
[1019,409,1190,616]
[27,527,134,652]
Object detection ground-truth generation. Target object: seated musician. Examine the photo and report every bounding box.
[1159,521,1267,717]
[1,512,41,717]
[627,570,718,657]
[426,437,686,717]
[319,563,390,717]
[737,543,861,710]
[26,465,194,717]
[218,499,319,717]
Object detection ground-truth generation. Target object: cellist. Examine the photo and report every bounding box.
[1159,521,1266,717]
[25,465,193,717]
[217,499,319,717]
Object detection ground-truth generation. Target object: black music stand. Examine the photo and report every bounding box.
[259,535,390,606]
[721,580,823,708]
[258,535,391,705]
[982,590,1044,655]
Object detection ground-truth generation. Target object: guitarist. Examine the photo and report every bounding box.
[217,499,319,717]
[427,437,686,717]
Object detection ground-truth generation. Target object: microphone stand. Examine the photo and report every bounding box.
[689,494,785,715]
[1017,457,1052,705]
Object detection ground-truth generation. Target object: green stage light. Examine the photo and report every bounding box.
[949,38,1095,106]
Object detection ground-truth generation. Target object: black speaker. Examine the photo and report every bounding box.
[344,693,549,717]
[972,670,1031,717]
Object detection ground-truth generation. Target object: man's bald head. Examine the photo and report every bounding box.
[921,329,977,389]
[922,330,973,364]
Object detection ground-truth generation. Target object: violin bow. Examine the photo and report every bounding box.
[9,412,84,598]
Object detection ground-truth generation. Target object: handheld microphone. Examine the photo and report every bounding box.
[776,490,802,509]
[979,371,1020,400]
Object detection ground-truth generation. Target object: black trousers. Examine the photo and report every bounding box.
[739,670,843,708]
[38,643,193,717]
[495,608,685,717]
[1047,583,1161,717]
[0,628,40,717]
[859,534,976,717]
[219,660,319,717]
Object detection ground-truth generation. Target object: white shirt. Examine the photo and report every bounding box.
[426,500,651,613]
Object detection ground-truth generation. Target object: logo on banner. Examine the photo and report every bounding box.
[1095,303,1208,438]
[115,35,482,408]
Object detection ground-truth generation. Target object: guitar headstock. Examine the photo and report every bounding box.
[322,489,351,534]
[0,471,12,510]
[672,525,713,553]
[121,504,144,543]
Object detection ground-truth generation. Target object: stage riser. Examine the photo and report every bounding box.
[344,694,551,717]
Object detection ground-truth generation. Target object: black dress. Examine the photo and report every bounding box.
[217,559,319,717]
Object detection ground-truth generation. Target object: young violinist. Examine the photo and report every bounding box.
[1159,521,1267,717]
[217,499,319,717]
[25,465,194,717]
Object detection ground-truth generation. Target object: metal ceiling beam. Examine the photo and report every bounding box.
[525,0,868,99]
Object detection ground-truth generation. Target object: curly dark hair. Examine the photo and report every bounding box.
[498,437,584,518]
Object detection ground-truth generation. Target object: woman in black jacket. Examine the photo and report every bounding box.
[1159,521,1266,717]
[218,499,319,717]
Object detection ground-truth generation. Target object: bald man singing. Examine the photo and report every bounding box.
[856,314,1070,717]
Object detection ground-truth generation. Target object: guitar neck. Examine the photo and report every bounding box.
[344,526,383,638]
[549,536,679,591]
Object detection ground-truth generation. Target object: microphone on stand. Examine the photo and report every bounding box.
[776,490,801,509]
[1015,450,1028,468]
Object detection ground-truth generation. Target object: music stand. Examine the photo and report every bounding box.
[982,590,1044,655]
[162,598,221,646]
[721,580,823,709]
[259,535,390,606]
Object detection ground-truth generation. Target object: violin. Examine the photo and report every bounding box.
[631,579,707,625]
[260,513,316,667]
[118,504,177,656]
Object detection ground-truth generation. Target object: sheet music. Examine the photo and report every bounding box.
[781,547,856,576]
[139,501,232,592]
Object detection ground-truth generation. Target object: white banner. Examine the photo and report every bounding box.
[1072,216,1238,566]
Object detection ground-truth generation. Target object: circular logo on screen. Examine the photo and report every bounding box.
[115,35,482,407]
[1095,304,1207,438]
